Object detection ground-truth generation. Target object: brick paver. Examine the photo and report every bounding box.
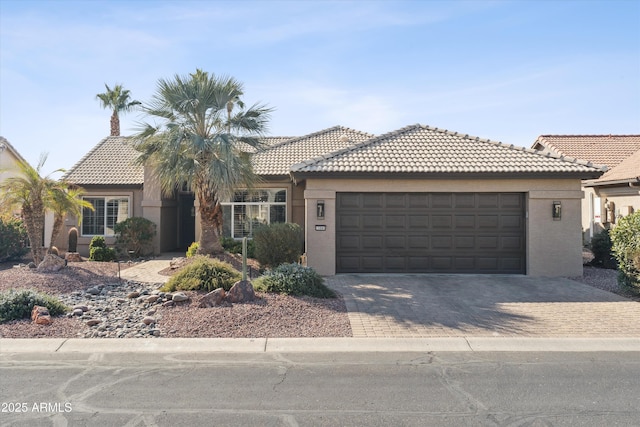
[326,274,640,338]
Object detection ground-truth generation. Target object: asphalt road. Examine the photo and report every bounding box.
[1,351,639,426]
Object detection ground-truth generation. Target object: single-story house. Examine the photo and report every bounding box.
[57,124,605,277]
[532,135,640,243]
[0,137,33,217]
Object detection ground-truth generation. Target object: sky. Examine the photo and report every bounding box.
[1,0,639,177]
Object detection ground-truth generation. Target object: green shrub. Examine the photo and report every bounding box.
[611,211,640,290]
[253,263,335,298]
[0,217,29,262]
[161,256,241,292]
[186,241,199,257]
[89,236,116,261]
[253,223,303,269]
[0,289,68,323]
[590,230,616,268]
[114,217,156,258]
[221,237,256,258]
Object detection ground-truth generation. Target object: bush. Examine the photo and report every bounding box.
[89,236,116,262]
[221,237,256,258]
[0,289,68,323]
[161,256,241,292]
[114,217,156,258]
[186,241,199,257]
[611,211,640,290]
[253,223,303,269]
[253,263,335,298]
[0,217,29,262]
[590,230,616,268]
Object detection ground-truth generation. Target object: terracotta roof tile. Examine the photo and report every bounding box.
[252,126,374,176]
[62,136,144,185]
[292,124,606,177]
[532,135,640,169]
[594,149,640,183]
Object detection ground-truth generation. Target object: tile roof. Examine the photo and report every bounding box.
[532,135,640,169]
[0,136,30,168]
[62,136,144,185]
[291,124,606,177]
[592,148,640,184]
[252,126,375,176]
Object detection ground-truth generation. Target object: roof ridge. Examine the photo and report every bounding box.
[539,134,640,138]
[259,126,373,153]
[62,136,129,180]
[291,124,424,171]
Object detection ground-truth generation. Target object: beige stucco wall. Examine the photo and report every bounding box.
[54,186,144,256]
[581,184,639,243]
[301,177,585,277]
[0,144,27,217]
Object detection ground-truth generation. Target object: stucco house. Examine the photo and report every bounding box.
[532,135,640,243]
[0,137,32,217]
[57,124,604,277]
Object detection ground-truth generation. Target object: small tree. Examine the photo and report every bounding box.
[253,222,303,269]
[611,211,640,290]
[114,217,156,258]
[0,217,29,262]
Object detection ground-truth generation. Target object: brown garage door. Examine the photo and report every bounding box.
[336,192,526,274]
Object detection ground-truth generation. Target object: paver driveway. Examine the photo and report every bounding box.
[326,275,640,338]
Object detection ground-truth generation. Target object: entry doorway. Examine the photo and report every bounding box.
[178,193,196,251]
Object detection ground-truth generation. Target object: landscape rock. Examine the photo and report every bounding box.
[65,252,82,262]
[142,316,156,325]
[86,319,102,327]
[226,280,255,303]
[198,288,226,308]
[37,254,66,272]
[172,292,189,302]
[31,305,52,325]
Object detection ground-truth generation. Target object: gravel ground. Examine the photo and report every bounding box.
[0,259,351,338]
[0,258,636,338]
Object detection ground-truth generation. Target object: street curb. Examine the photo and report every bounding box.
[1,337,639,353]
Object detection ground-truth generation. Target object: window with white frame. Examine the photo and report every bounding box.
[82,197,130,236]
[222,189,286,238]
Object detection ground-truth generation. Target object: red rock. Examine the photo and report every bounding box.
[198,288,226,308]
[226,280,255,303]
[31,306,52,325]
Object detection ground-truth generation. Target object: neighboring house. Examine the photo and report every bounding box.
[532,135,640,243]
[59,124,604,277]
[0,137,32,217]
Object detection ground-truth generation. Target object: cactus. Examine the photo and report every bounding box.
[68,227,78,252]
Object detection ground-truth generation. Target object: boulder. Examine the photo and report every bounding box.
[198,288,226,308]
[226,280,255,303]
[31,306,52,325]
[172,292,189,302]
[37,254,66,272]
[65,252,82,262]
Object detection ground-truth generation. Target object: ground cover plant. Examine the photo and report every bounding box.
[161,255,241,292]
[0,289,68,323]
[253,263,336,298]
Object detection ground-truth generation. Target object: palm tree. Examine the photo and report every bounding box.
[48,185,93,253]
[0,155,93,264]
[96,84,141,136]
[0,154,59,264]
[134,69,272,254]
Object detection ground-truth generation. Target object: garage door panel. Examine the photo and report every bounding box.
[432,215,452,229]
[336,192,525,274]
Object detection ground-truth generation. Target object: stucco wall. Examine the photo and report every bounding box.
[54,186,144,256]
[302,177,584,277]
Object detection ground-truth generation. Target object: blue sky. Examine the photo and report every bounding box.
[1,0,639,177]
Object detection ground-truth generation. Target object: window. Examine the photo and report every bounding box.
[222,189,286,238]
[82,197,130,236]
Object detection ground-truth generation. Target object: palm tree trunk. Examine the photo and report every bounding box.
[110,112,120,136]
[196,188,224,255]
[22,205,44,265]
[49,214,64,251]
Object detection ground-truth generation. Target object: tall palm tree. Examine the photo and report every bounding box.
[135,69,272,255]
[96,84,141,136]
[48,185,93,253]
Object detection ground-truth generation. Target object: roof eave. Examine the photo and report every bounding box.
[290,171,603,181]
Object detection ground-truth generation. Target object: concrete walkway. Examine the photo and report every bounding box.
[118,253,181,284]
